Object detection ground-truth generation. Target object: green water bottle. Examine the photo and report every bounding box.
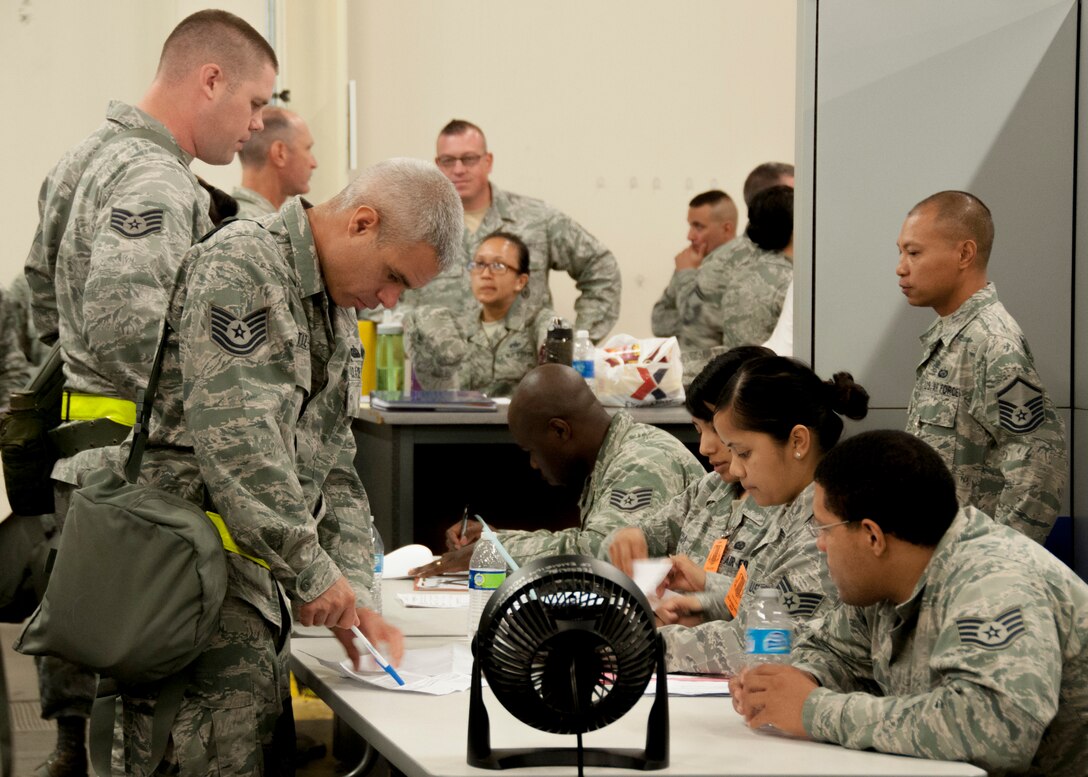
[376,313,404,392]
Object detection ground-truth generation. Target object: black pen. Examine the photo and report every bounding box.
[458,504,470,541]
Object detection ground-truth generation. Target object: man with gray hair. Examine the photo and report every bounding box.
[125,157,461,774]
[234,105,318,218]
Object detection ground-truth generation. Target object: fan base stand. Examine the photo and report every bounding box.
[468,746,666,771]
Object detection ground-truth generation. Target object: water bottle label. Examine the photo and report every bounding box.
[572,360,595,379]
[373,553,384,575]
[745,628,792,655]
[469,570,506,591]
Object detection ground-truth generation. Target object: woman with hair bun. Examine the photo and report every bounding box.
[658,355,869,674]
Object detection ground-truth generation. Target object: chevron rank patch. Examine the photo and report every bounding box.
[996,376,1044,434]
[609,487,653,512]
[955,607,1025,650]
[109,207,164,238]
[210,305,270,356]
[776,577,824,618]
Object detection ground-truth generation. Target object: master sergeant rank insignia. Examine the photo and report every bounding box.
[955,607,1025,650]
[996,376,1044,434]
[610,487,653,512]
[211,305,270,356]
[109,207,164,238]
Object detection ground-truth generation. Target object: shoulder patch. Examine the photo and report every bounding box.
[955,607,1025,650]
[109,207,164,238]
[776,577,824,618]
[996,376,1045,434]
[210,305,270,356]
[609,487,653,512]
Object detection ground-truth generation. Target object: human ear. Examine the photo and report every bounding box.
[349,205,380,236]
[549,418,572,441]
[789,424,812,460]
[270,140,288,167]
[198,63,224,99]
[859,518,888,557]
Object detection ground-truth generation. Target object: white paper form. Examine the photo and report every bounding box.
[642,674,731,697]
[302,643,475,695]
[396,592,469,608]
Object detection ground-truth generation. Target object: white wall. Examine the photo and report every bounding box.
[346,0,797,339]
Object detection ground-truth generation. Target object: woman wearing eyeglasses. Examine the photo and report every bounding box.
[612,355,869,674]
[405,230,554,397]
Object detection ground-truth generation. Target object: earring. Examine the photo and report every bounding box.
[794,452,801,459]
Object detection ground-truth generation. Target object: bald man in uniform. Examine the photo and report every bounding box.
[412,364,705,574]
[234,105,318,218]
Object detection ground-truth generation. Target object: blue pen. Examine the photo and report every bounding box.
[351,625,405,686]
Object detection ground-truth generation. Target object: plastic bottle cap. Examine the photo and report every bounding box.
[575,329,589,339]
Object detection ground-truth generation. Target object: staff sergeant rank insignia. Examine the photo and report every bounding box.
[955,607,1025,650]
[996,376,1045,434]
[610,487,653,512]
[210,305,270,356]
[109,207,164,238]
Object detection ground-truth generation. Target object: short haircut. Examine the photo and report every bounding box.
[478,230,530,274]
[158,10,278,83]
[743,162,795,207]
[909,190,995,264]
[689,190,730,209]
[330,158,463,273]
[717,356,869,453]
[237,106,295,168]
[815,430,958,547]
[745,185,793,252]
[439,119,488,149]
[685,346,775,421]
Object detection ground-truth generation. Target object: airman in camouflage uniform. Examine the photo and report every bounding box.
[0,286,31,410]
[233,106,318,220]
[399,120,621,342]
[656,483,835,674]
[231,186,276,219]
[734,431,1086,777]
[897,192,1067,543]
[404,297,553,397]
[22,12,279,776]
[127,159,461,774]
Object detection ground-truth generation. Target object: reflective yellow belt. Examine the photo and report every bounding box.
[205,511,271,569]
[61,392,137,427]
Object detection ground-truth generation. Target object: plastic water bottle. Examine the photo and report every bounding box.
[744,587,793,665]
[376,311,404,392]
[467,539,507,638]
[572,329,595,390]
[370,524,384,614]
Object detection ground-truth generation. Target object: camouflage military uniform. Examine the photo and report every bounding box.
[399,184,621,342]
[404,296,553,397]
[232,185,276,219]
[906,283,1067,543]
[23,100,212,724]
[675,235,791,380]
[661,482,836,674]
[124,197,375,773]
[495,411,704,562]
[795,507,1088,777]
[6,274,46,367]
[0,287,31,410]
[650,269,689,338]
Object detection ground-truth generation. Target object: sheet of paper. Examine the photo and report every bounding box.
[413,574,469,591]
[383,544,436,579]
[642,674,731,697]
[397,592,469,609]
[631,557,673,597]
[303,643,475,695]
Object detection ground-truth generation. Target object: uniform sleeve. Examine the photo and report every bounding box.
[677,261,726,347]
[498,438,702,563]
[716,261,790,348]
[83,157,206,401]
[319,439,377,610]
[404,305,468,390]
[546,211,621,342]
[0,290,32,410]
[800,576,1059,775]
[651,274,680,337]
[25,177,61,346]
[180,247,341,604]
[975,337,1067,542]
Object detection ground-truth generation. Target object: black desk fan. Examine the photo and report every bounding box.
[468,555,668,773]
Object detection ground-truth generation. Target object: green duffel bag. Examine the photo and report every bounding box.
[15,467,228,683]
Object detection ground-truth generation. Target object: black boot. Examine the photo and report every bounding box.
[34,716,88,777]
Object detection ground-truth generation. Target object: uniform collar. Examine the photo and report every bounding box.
[579,411,634,510]
[280,197,325,298]
[486,183,516,224]
[232,186,276,215]
[106,100,193,166]
[893,507,978,619]
[920,282,998,350]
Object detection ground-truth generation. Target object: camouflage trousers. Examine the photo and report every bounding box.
[36,481,98,719]
[121,595,295,776]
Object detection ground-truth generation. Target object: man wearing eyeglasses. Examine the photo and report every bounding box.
[732,430,1087,777]
[398,119,621,343]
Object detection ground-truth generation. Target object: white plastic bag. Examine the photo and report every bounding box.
[594,334,685,407]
